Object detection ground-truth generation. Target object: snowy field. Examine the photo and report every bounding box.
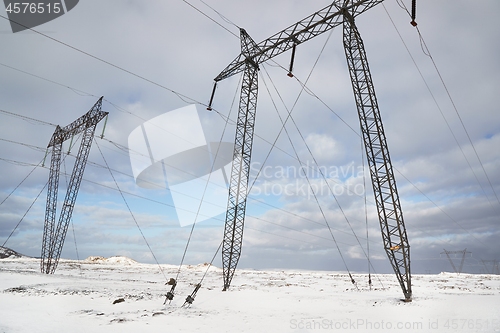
[1,256,500,333]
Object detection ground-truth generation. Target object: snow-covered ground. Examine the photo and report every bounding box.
[1,256,499,333]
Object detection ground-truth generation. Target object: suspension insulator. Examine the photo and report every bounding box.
[183,283,201,307]
[100,114,109,139]
[207,81,218,111]
[163,279,177,304]
[287,43,297,77]
[185,295,195,305]
[410,0,417,26]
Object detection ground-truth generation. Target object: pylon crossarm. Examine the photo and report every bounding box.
[215,0,384,82]
[48,97,106,148]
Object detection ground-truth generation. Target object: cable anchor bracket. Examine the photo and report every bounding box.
[163,278,177,305]
[182,283,202,307]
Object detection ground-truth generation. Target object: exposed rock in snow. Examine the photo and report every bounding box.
[0,246,28,259]
[83,256,107,263]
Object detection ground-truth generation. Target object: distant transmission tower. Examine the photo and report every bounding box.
[481,259,500,275]
[440,249,471,274]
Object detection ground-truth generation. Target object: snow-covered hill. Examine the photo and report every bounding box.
[0,246,28,259]
[1,257,499,332]
[83,255,139,265]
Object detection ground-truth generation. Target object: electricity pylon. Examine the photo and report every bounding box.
[210,0,413,301]
[41,97,108,274]
[481,259,500,275]
[342,8,412,300]
[441,249,471,274]
[220,29,260,290]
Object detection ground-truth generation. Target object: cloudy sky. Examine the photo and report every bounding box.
[1,0,499,278]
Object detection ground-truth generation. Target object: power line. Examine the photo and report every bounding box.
[0,62,93,98]
[0,72,463,262]
[246,214,364,249]
[261,66,387,285]
[1,3,495,273]
[2,177,47,247]
[0,156,44,207]
[254,4,493,249]
[259,67,357,285]
[2,149,77,247]
[62,151,83,275]
[0,68,473,261]
[389,0,499,208]
[0,134,374,245]
[181,0,239,38]
[1,148,386,265]
[379,3,498,243]
[95,124,381,244]
[94,140,168,281]
[0,108,57,127]
[0,62,353,194]
[361,133,372,286]
[0,60,233,125]
[173,64,239,285]
[97,132,387,247]
[199,0,240,30]
[0,14,203,107]
[262,7,496,220]
[263,66,372,260]
[415,28,500,206]
[0,59,300,171]
[3,2,496,218]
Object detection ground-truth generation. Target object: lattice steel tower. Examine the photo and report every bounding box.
[41,97,108,274]
[209,0,413,301]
